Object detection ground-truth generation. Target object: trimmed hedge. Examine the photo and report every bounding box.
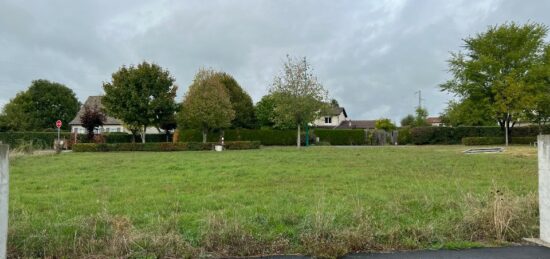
[0,132,73,148]
[176,129,306,146]
[411,125,550,145]
[314,129,365,145]
[462,136,537,146]
[73,141,261,152]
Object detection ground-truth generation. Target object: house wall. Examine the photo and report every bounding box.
[313,112,348,127]
[71,125,161,134]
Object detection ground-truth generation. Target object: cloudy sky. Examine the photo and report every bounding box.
[1,0,549,122]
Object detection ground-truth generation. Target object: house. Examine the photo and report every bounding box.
[312,106,377,130]
[69,96,161,134]
[426,117,443,126]
[312,107,349,128]
[335,120,377,129]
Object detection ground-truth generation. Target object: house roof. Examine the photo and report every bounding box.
[335,120,376,129]
[327,107,347,117]
[69,96,123,125]
[426,117,442,124]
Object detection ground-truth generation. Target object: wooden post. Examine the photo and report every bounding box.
[539,135,550,243]
[0,144,9,258]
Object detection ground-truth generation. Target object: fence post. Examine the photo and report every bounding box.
[0,144,9,258]
[539,135,550,243]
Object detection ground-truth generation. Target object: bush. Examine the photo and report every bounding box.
[397,127,412,145]
[0,132,75,149]
[462,136,537,146]
[175,129,300,146]
[314,129,365,145]
[72,141,260,152]
[411,125,550,145]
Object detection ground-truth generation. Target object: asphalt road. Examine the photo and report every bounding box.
[256,246,550,259]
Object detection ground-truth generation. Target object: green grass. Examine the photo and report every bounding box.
[8,146,539,257]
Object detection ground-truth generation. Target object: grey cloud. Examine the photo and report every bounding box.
[1,0,549,123]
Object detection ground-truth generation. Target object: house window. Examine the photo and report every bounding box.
[106,128,110,133]
[116,127,121,132]
[324,117,332,124]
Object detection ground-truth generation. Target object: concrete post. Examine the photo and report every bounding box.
[539,135,550,243]
[0,144,9,258]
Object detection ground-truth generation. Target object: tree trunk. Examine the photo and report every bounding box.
[141,125,146,143]
[297,124,301,148]
[202,129,207,144]
[505,112,510,146]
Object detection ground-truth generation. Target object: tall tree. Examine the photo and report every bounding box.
[254,94,295,129]
[178,69,235,143]
[80,105,106,141]
[0,79,79,131]
[269,55,328,147]
[213,72,256,128]
[400,114,415,127]
[102,62,178,143]
[440,99,495,126]
[441,22,549,145]
[414,107,429,127]
[375,118,396,132]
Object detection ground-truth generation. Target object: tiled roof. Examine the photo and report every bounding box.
[335,120,376,129]
[426,117,442,124]
[69,96,123,125]
[326,107,347,117]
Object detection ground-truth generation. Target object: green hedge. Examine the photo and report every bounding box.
[177,129,305,146]
[0,132,73,148]
[314,129,365,145]
[411,125,550,145]
[73,141,261,152]
[462,136,537,146]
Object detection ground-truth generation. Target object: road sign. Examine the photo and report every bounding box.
[56,120,62,128]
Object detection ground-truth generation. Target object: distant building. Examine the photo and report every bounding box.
[335,120,377,130]
[69,96,161,134]
[426,117,443,126]
[312,107,349,128]
[312,106,377,129]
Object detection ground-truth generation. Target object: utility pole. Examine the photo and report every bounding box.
[415,90,423,109]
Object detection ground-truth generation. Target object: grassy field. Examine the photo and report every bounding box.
[8,146,539,258]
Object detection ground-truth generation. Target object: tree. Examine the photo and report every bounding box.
[414,107,429,127]
[375,118,396,131]
[178,69,235,143]
[524,45,550,134]
[330,99,340,107]
[102,62,178,143]
[269,55,328,147]
[400,114,415,127]
[80,105,106,141]
[440,99,495,127]
[0,79,80,131]
[441,22,549,145]
[213,72,256,128]
[254,94,295,129]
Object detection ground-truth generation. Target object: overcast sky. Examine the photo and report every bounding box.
[1,0,549,122]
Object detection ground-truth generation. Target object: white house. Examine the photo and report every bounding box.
[69,96,161,134]
[312,107,349,128]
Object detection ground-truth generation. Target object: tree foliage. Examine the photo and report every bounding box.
[440,22,550,144]
[0,79,79,131]
[80,105,106,141]
[400,114,415,127]
[375,118,396,131]
[269,55,328,147]
[178,69,235,143]
[213,72,256,128]
[254,94,295,129]
[440,99,495,126]
[102,62,178,143]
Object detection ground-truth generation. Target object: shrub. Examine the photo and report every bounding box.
[411,125,550,145]
[175,129,299,146]
[462,136,537,146]
[72,141,260,152]
[0,132,77,149]
[397,127,412,145]
[314,129,365,145]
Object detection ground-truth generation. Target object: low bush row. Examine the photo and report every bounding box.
[314,129,365,145]
[72,141,260,152]
[462,136,537,146]
[411,125,550,145]
[176,129,311,146]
